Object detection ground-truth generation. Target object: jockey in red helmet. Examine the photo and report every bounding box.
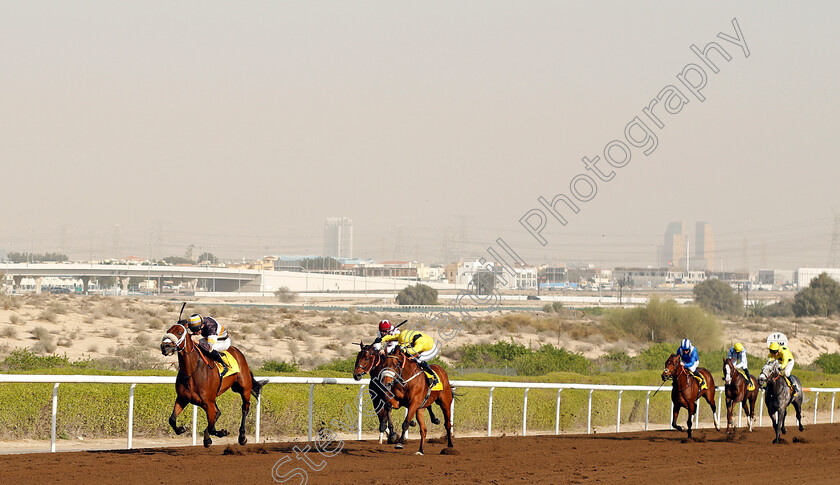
[374,319,399,354]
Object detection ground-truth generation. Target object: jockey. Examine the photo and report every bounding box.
[375,328,439,388]
[187,313,231,377]
[727,342,752,384]
[767,341,796,396]
[373,319,400,354]
[677,338,706,390]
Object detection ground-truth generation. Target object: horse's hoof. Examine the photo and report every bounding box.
[431,417,441,425]
[799,425,805,432]
[239,435,247,445]
[175,426,186,435]
[204,438,212,448]
[387,434,398,444]
[395,443,404,449]
[414,451,424,456]
[216,429,229,437]
[781,427,787,435]
[410,420,416,427]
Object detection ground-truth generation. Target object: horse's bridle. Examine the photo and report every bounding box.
[355,347,381,375]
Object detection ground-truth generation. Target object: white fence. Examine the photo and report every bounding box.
[0,375,838,453]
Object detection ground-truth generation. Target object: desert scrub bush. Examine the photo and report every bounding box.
[274,286,297,303]
[148,317,165,330]
[605,297,723,350]
[1,325,17,339]
[9,314,23,325]
[37,309,59,323]
[48,302,69,315]
[271,326,287,339]
[1,295,21,310]
[29,326,57,354]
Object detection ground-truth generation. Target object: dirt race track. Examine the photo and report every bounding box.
[2,424,839,484]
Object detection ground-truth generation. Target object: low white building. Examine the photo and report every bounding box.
[795,268,840,289]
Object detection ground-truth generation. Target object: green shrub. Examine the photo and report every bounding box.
[693,279,743,315]
[814,353,840,374]
[1,348,77,371]
[261,360,300,373]
[605,297,723,350]
[315,356,356,374]
[513,345,590,375]
[793,273,840,317]
[396,284,438,305]
[542,301,564,314]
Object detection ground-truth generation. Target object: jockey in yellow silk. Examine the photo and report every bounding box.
[377,329,439,388]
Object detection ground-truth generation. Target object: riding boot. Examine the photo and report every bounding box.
[209,350,229,377]
[418,360,438,388]
[744,369,753,389]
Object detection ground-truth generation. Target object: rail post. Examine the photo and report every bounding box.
[616,390,623,433]
[522,388,529,436]
[450,387,456,437]
[759,390,764,427]
[487,387,494,437]
[738,402,742,428]
[555,389,562,435]
[357,385,365,440]
[587,390,594,434]
[127,384,136,449]
[255,391,262,444]
[814,391,819,424]
[645,391,650,431]
[831,392,836,424]
[308,384,315,442]
[51,383,59,453]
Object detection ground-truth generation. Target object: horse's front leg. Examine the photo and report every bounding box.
[671,404,683,431]
[169,396,190,435]
[725,398,734,433]
[396,403,419,450]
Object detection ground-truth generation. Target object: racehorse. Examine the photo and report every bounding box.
[353,343,441,444]
[161,322,266,447]
[758,359,804,443]
[377,348,454,455]
[722,357,759,432]
[661,354,719,439]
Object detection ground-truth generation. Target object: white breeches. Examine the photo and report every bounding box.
[415,343,439,363]
[201,337,230,353]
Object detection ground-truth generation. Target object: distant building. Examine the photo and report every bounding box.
[0,248,6,263]
[694,222,715,272]
[663,222,685,269]
[758,269,794,287]
[614,267,670,288]
[324,217,353,258]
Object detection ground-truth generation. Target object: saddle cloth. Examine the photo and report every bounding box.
[215,351,240,377]
[423,369,443,391]
[737,369,756,391]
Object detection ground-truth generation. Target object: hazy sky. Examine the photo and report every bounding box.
[1,2,838,270]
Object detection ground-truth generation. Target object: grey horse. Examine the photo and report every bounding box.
[758,359,804,443]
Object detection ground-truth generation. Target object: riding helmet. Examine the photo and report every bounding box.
[188,314,203,333]
[378,319,393,332]
[680,338,692,350]
[734,342,744,352]
[768,341,781,352]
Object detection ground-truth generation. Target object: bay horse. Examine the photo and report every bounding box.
[722,357,759,432]
[661,354,719,439]
[377,348,454,455]
[758,359,804,443]
[353,343,441,444]
[161,322,266,447]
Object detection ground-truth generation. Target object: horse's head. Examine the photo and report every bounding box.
[375,352,406,393]
[758,359,780,388]
[661,354,680,382]
[353,342,380,381]
[723,358,734,385]
[161,322,189,356]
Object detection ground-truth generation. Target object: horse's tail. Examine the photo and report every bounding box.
[251,372,268,398]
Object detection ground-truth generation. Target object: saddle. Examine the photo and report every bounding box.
[690,371,707,391]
